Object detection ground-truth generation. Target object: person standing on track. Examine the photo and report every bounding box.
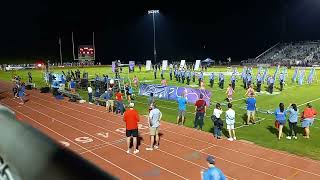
[201,155,226,180]
[115,90,124,115]
[286,103,299,140]
[194,94,207,130]
[123,103,140,154]
[146,104,162,151]
[177,92,187,125]
[274,103,287,140]
[18,82,26,105]
[301,103,317,139]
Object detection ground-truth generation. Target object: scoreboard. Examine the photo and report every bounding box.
[78,45,94,61]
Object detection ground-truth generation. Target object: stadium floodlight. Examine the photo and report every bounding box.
[148,10,159,64]
[148,10,159,14]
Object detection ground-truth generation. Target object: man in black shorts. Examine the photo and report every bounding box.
[123,103,140,154]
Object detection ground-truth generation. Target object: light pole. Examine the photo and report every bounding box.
[148,10,159,65]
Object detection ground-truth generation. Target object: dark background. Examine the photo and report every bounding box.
[2,0,320,64]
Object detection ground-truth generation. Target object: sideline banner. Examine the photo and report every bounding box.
[146,60,152,71]
[112,61,116,72]
[129,61,135,70]
[162,60,168,70]
[139,84,211,106]
[194,60,201,71]
[180,60,186,69]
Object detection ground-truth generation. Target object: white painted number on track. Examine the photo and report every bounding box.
[75,137,94,143]
[96,132,109,138]
[115,128,126,134]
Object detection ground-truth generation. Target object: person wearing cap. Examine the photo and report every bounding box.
[246,92,256,125]
[123,103,140,154]
[201,155,226,180]
[301,103,317,139]
[146,104,162,151]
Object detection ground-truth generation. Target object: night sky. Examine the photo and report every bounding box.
[2,0,320,64]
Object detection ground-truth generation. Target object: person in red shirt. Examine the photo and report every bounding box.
[301,103,317,138]
[123,103,140,154]
[194,94,207,130]
[115,90,124,115]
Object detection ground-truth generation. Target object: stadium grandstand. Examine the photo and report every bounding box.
[243,41,320,66]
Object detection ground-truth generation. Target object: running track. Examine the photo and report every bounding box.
[1,82,320,179]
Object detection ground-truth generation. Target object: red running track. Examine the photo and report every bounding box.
[1,82,320,180]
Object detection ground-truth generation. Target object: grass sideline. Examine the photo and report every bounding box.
[1,66,320,160]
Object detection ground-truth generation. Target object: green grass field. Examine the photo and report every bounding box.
[1,66,320,160]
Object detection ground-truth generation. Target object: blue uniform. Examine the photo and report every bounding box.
[203,167,226,180]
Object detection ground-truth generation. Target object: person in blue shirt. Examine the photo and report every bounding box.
[274,103,287,140]
[256,73,262,92]
[242,71,247,89]
[246,73,252,88]
[209,72,214,88]
[198,71,204,86]
[161,69,164,79]
[177,92,187,125]
[268,76,274,94]
[201,155,226,180]
[286,103,298,140]
[246,93,256,125]
[218,73,224,89]
[186,70,191,85]
[231,73,236,90]
[279,73,284,91]
[181,70,185,84]
[192,71,196,82]
[18,82,26,105]
[177,70,181,82]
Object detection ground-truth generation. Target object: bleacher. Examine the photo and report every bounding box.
[58,89,82,100]
[244,41,320,65]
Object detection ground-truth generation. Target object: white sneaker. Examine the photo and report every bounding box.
[227,138,234,141]
[133,149,139,154]
[126,150,130,154]
[154,145,159,149]
[233,137,237,140]
[286,136,292,140]
[146,147,153,151]
[293,136,297,139]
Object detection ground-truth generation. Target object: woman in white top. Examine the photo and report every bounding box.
[225,103,236,141]
[87,86,93,104]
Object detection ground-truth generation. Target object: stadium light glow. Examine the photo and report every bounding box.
[148,10,159,14]
[37,64,42,67]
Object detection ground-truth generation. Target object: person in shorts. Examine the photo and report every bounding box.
[123,103,140,154]
[246,93,256,125]
[274,103,287,140]
[301,103,317,139]
[177,92,187,125]
[146,104,162,151]
[225,103,236,141]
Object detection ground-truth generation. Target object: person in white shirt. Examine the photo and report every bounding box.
[87,86,93,104]
[146,104,162,151]
[225,103,236,141]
